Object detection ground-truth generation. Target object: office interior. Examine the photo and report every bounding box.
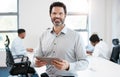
[19,0,119,50]
[0,0,120,77]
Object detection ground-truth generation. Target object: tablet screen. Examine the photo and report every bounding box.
[36,57,62,64]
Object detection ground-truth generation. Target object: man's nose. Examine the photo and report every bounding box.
[55,14,60,18]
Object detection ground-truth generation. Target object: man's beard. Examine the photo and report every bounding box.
[52,18,64,26]
[21,36,25,39]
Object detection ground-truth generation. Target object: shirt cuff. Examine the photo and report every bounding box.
[67,63,76,72]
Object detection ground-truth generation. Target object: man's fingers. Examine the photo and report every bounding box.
[35,59,47,67]
[52,60,62,64]
[52,60,68,70]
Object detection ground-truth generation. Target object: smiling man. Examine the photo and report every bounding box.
[34,2,88,77]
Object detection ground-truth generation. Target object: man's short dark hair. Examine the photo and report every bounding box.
[17,29,25,34]
[49,2,67,15]
[89,34,100,43]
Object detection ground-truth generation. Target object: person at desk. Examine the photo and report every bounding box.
[89,34,111,60]
[11,29,33,56]
[34,2,88,77]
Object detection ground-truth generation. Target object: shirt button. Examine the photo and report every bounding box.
[54,43,56,45]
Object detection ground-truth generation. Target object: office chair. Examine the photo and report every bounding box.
[40,72,74,77]
[4,35,36,77]
[110,39,120,64]
[110,45,120,63]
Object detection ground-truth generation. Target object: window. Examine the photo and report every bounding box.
[0,0,18,51]
[57,0,89,46]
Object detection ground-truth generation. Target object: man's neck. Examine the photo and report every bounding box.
[53,25,64,35]
[95,41,100,45]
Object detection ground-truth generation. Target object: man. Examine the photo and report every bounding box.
[89,34,111,60]
[11,29,33,56]
[34,2,88,77]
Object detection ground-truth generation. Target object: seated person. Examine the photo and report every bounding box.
[11,29,33,56]
[89,34,111,60]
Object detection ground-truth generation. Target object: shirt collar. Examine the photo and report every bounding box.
[17,36,23,40]
[50,25,67,34]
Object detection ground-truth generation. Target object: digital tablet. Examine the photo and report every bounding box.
[36,57,62,64]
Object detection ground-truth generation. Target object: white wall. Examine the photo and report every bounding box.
[112,0,120,39]
[89,0,112,49]
[105,0,112,49]
[89,0,106,37]
[19,0,116,50]
[19,0,56,48]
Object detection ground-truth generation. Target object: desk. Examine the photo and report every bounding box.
[27,52,120,77]
[77,56,120,77]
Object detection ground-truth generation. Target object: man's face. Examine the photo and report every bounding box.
[19,32,26,39]
[50,7,66,26]
[91,42,96,46]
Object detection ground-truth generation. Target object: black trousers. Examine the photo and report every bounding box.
[41,73,74,77]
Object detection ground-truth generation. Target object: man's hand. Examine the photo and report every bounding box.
[35,58,47,67]
[26,48,33,52]
[52,59,70,70]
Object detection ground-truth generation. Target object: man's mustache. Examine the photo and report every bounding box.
[54,18,61,20]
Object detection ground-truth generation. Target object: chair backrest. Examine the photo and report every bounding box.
[110,45,120,63]
[112,39,119,46]
[4,35,10,47]
[5,47,15,67]
[4,35,14,67]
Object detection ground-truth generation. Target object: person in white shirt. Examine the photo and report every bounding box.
[11,29,33,56]
[89,34,111,60]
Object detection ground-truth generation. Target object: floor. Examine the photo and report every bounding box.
[0,67,10,77]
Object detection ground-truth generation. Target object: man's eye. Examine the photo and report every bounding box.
[52,13,56,15]
[59,13,63,15]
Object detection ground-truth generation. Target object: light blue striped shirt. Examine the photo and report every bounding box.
[35,26,88,77]
[11,37,26,56]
